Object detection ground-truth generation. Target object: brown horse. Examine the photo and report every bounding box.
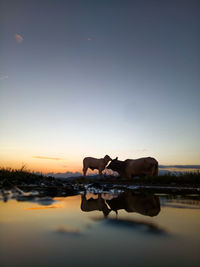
[83,155,112,178]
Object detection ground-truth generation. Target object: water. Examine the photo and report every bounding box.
[0,190,199,267]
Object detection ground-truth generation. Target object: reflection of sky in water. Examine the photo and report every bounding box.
[0,194,200,267]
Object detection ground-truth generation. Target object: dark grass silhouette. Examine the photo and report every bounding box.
[0,166,55,186]
[0,167,200,189]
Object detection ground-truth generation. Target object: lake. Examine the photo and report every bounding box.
[0,189,199,267]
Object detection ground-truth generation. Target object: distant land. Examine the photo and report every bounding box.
[42,165,200,179]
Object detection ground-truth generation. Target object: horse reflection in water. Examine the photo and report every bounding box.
[81,194,111,217]
[107,190,160,217]
[80,190,160,217]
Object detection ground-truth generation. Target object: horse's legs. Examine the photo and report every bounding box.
[83,167,88,177]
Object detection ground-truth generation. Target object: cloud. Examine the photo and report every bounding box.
[15,33,24,43]
[26,204,64,210]
[0,75,8,80]
[32,156,62,160]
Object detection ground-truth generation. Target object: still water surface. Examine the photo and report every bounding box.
[0,191,199,267]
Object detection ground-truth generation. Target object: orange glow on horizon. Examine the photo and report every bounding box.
[0,155,101,174]
[1,151,200,175]
[0,155,83,174]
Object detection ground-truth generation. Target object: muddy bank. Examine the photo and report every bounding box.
[1,168,200,197]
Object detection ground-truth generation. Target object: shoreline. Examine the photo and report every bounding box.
[1,168,200,196]
[1,182,200,197]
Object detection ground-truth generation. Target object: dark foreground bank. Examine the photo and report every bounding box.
[0,168,200,196]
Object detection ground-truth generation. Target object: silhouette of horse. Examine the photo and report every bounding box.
[107,157,158,179]
[83,155,112,178]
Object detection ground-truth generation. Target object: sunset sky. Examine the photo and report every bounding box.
[1,0,200,174]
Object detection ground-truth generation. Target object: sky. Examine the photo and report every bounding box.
[0,0,200,174]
